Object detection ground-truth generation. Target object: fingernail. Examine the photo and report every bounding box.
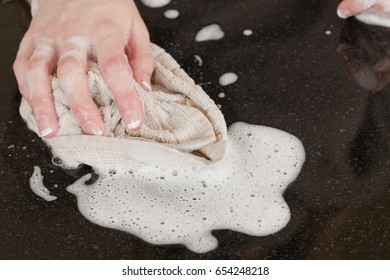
[124,109,141,130]
[38,116,53,137]
[141,75,152,91]
[86,121,103,136]
[337,9,352,19]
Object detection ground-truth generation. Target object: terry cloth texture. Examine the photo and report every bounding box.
[20,44,228,169]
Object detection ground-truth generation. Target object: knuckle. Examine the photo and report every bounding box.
[13,57,25,72]
[58,56,82,75]
[101,54,125,73]
[72,99,96,114]
[28,57,48,72]
[31,96,53,110]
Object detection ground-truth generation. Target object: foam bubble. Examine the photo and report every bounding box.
[140,0,171,8]
[194,55,203,66]
[195,24,225,42]
[164,9,179,19]
[219,73,238,86]
[30,166,57,202]
[243,29,253,36]
[63,122,305,253]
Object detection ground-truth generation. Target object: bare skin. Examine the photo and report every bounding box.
[13,0,154,138]
[338,0,390,18]
[13,0,390,138]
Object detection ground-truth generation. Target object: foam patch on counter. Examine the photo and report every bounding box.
[61,122,305,253]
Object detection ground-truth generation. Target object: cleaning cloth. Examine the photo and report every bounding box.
[20,44,228,170]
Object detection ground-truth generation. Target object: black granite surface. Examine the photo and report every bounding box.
[0,0,389,259]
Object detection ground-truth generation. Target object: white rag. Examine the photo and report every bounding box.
[20,44,228,170]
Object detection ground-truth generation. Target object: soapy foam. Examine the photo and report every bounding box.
[356,0,377,8]
[164,9,179,19]
[219,73,238,86]
[243,29,253,36]
[140,0,171,8]
[194,55,203,66]
[356,13,390,28]
[30,43,55,59]
[62,122,305,253]
[218,92,226,99]
[353,0,390,27]
[195,24,225,42]
[30,166,57,201]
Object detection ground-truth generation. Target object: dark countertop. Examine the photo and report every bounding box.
[0,0,389,259]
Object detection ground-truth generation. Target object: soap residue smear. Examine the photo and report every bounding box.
[195,24,225,42]
[164,9,179,19]
[194,55,203,66]
[141,0,171,8]
[243,29,253,36]
[30,166,57,202]
[219,72,238,86]
[33,122,305,253]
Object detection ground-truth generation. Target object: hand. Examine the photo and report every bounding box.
[14,0,154,138]
[337,0,390,18]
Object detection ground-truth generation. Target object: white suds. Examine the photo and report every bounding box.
[243,29,253,36]
[219,73,238,86]
[195,24,225,42]
[62,123,305,253]
[164,9,179,19]
[218,92,226,99]
[194,55,203,66]
[30,166,57,201]
[356,13,390,28]
[140,0,171,8]
[325,30,332,35]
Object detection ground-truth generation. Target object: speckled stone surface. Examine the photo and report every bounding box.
[0,0,389,259]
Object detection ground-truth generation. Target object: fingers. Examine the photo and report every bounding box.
[13,36,34,101]
[337,0,377,18]
[57,36,105,136]
[126,16,155,92]
[25,39,59,138]
[94,25,143,130]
